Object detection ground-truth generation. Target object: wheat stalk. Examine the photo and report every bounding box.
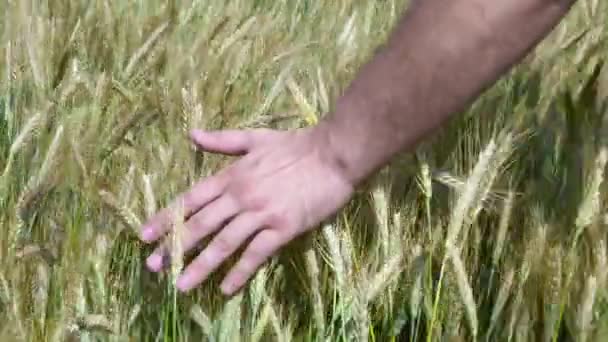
[371,178,390,259]
[593,239,607,286]
[190,304,214,341]
[366,251,403,303]
[287,77,318,126]
[2,112,43,181]
[252,63,292,119]
[251,301,271,342]
[578,275,597,342]
[469,133,514,219]
[445,139,496,248]
[123,21,170,79]
[575,147,608,231]
[218,292,243,342]
[249,263,270,320]
[141,173,157,218]
[304,248,325,337]
[447,246,478,339]
[126,303,141,331]
[77,314,117,335]
[339,228,355,283]
[492,190,515,267]
[322,224,346,290]
[36,124,64,187]
[216,16,256,56]
[316,67,330,114]
[99,189,142,234]
[24,13,45,88]
[168,202,186,283]
[486,267,515,339]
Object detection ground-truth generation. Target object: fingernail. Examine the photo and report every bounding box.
[146,254,163,271]
[141,227,155,242]
[190,129,204,140]
[176,274,193,292]
[220,282,234,295]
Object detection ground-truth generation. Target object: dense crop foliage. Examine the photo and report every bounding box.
[0,1,607,341]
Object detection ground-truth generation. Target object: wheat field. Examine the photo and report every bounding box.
[1,0,607,341]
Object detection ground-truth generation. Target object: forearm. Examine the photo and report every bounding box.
[319,0,576,185]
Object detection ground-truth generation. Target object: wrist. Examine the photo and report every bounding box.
[311,105,375,189]
[302,120,352,189]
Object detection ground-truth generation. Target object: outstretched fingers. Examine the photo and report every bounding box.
[140,175,226,244]
[145,194,241,272]
[220,229,288,295]
[175,212,267,292]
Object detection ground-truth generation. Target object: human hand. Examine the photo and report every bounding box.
[139,125,355,295]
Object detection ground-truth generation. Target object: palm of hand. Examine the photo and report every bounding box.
[139,127,354,295]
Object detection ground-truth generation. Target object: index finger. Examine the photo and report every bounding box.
[140,175,227,243]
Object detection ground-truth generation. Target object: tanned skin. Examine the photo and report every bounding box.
[138,0,577,296]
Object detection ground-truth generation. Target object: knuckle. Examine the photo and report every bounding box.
[243,194,269,211]
[187,213,205,230]
[190,256,208,273]
[181,193,196,209]
[232,178,255,194]
[221,165,237,179]
[213,235,234,254]
[245,243,266,262]
[230,185,267,211]
[232,260,254,280]
[263,208,288,229]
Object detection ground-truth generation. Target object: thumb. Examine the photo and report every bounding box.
[189,129,255,156]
